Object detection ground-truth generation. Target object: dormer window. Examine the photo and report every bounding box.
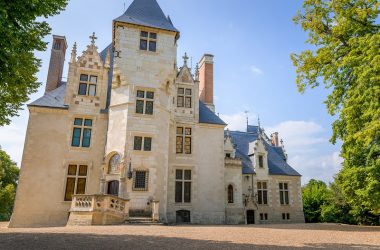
[140,31,157,52]
[177,88,192,108]
[78,74,97,96]
[259,155,264,168]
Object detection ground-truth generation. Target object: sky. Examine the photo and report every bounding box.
[0,0,343,184]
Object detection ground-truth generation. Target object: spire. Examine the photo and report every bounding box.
[114,0,179,33]
[194,63,199,81]
[70,42,77,63]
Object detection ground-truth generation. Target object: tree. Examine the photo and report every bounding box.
[0,147,19,221]
[302,179,329,223]
[292,0,380,224]
[0,0,68,126]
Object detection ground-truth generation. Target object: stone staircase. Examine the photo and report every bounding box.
[125,210,161,225]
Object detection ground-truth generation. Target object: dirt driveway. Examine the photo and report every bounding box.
[0,223,379,249]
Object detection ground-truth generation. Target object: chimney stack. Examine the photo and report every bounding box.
[45,35,67,93]
[199,54,214,111]
[271,132,279,146]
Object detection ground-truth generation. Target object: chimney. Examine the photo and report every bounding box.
[45,35,67,93]
[199,54,215,111]
[271,132,279,146]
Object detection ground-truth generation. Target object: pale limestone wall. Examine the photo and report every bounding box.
[225,165,245,224]
[105,24,178,216]
[9,108,108,227]
[166,124,226,224]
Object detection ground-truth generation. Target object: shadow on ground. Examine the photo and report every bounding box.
[0,232,379,250]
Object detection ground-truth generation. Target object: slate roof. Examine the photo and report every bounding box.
[226,128,301,176]
[29,83,68,109]
[199,101,226,126]
[114,0,179,33]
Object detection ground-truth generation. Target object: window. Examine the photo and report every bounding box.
[53,40,61,50]
[71,118,92,148]
[177,88,192,108]
[140,31,157,52]
[136,90,154,115]
[258,155,264,168]
[257,181,268,205]
[282,213,290,221]
[279,182,290,205]
[228,185,234,203]
[133,170,149,191]
[260,213,268,221]
[226,153,231,158]
[78,74,97,96]
[176,127,192,154]
[176,210,190,223]
[175,169,191,203]
[64,164,88,201]
[133,136,152,151]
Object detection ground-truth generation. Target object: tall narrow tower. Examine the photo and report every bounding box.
[45,35,67,93]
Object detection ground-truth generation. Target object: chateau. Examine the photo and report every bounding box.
[10,0,304,227]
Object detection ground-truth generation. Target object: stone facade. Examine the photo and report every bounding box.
[9,0,304,228]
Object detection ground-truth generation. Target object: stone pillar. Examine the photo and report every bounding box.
[119,177,126,198]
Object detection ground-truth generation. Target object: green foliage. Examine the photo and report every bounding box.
[0,0,68,126]
[302,179,329,223]
[0,147,20,221]
[293,0,380,224]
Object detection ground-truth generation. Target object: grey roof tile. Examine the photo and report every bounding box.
[226,129,301,176]
[114,0,179,33]
[28,83,68,109]
[199,101,227,126]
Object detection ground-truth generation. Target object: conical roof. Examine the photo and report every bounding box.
[114,0,179,33]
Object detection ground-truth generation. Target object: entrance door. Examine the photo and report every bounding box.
[247,210,255,224]
[107,181,119,196]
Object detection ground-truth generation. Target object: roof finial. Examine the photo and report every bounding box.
[90,32,97,45]
[183,52,189,66]
[194,63,199,81]
[70,42,77,63]
[244,110,249,132]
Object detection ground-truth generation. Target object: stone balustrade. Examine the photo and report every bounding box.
[68,194,129,226]
[225,157,242,167]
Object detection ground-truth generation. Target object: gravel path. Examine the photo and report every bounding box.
[0,223,379,249]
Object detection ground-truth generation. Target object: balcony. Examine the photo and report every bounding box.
[67,194,129,226]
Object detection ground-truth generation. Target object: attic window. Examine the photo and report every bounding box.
[140,31,157,52]
[259,155,264,168]
[78,74,97,96]
[177,88,192,108]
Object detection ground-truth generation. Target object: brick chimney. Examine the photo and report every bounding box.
[45,35,67,93]
[271,132,279,146]
[199,54,215,111]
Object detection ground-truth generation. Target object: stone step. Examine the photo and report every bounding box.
[126,217,161,225]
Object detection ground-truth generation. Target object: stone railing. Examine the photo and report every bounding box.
[225,157,242,167]
[70,194,129,219]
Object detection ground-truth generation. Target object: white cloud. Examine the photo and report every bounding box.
[220,112,257,132]
[250,65,263,75]
[266,121,326,152]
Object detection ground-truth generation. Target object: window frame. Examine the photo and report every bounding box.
[140,31,157,52]
[177,87,192,108]
[132,170,149,191]
[227,184,234,204]
[176,127,192,154]
[279,182,290,205]
[133,136,152,152]
[258,155,264,168]
[135,90,154,115]
[71,118,93,148]
[77,74,98,97]
[257,181,268,205]
[260,213,268,221]
[64,164,88,201]
[175,169,192,203]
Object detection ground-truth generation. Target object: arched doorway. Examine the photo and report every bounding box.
[107,180,119,196]
[247,210,255,224]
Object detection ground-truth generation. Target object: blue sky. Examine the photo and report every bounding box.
[0,0,342,184]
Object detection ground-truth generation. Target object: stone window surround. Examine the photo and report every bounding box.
[227,183,236,204]
[279,181,290,206]
[176,126,192,155]
[171,165,196,207]
[70,117,94,148]
[131,133,155,154]
[175,169,192,204]
[257,181,269,205]
[132,169,149,192]
[139,30,157,52]
[282,213,291,221]
[135,88,155,116]
[259,213,268,221]
[77,72,98,97]
[63,163,89,202]
[177,86,193,108]
[133,136,152,152]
